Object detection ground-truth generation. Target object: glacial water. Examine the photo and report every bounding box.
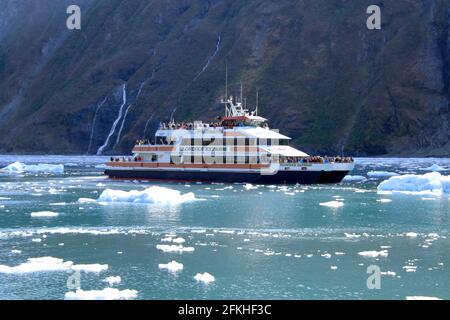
[0,155,450,300]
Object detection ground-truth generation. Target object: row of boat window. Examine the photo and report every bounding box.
[178,138,289,146]
[155,136,289,146]
[171,155,268,165]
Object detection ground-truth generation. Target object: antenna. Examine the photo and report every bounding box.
[256,90,259,116]
[225,62,228,100]
[240,80,243,104]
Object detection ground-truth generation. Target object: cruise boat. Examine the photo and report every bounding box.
[104,96,354,184]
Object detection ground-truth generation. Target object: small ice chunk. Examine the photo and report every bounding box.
[406,296,441,300]
[342,175,367,182]
[344,233,361,238]
[367,171,399,178]
[30,211,59,218]
[172,237,186,244]
[65,288,137,300]
[420,164,446,172]
[103,276,121,286]
[194,272,215,284]
[358,250,389,258]
[405,232,418,238]
[158,261,183,273]
[156,244,194,253]
[71,264,108,273]
[320,201,344,208]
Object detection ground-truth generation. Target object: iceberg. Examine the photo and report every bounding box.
[406,296,441,300]
[420,164,446,172]
[342,175,367,182]
[358,250,388,258]
[0,162,64,174]
[30,211,59,218]
[97,186,197,205]
[0,257,72,273]
[0,257,108,274]
[377,172,450,194]
[320,201,344,208]
[194,272,215,284]
[158,261,184,273]
[367,171,399,178]
[65,288,137,300]
[103,276,121,286]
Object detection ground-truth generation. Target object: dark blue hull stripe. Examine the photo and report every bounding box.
[104,169,350,184]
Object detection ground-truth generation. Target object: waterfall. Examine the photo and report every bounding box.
[143,113,155,137]
[87,95,108,154]
[193,34,221,81]
[96,84,127,155]
[169,106,177,122]
[115,81,146,147]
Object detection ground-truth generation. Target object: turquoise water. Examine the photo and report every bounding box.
[0,156,450,300]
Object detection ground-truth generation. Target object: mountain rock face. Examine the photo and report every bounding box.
[0,0,449,156]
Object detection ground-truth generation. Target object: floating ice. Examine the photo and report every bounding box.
[11,250,22,254]
[377,172,450,194]
[0,162,64,174]
[367,171,399,178]
[97,186,197,205]
[72,264,108,273]
[320,201,344,208]
[330,266,338,270]
[403,266,417,273]
[30,211,59,218]
[172,237,186,244]
[243,184,258,190]
[405,232,418,238]
[420,164,446,172]
[358,250,388,258]
[381,271,396,277]
[0,257,108,274]
[406,296,441,300]
[156,244,195,253]
[376,199,392,203]
[344,233,361,238]
[65,288,137,300]
[158,261,183,273]
[194,272,215,284]
[0,257,72,273]
[342,175,367,182]
[103,276,121,286]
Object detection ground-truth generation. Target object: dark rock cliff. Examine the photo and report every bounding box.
[0,0,448,156]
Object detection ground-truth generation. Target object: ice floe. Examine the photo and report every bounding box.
[405,232,418,239]
[377,172,450,194]
[72,264,108,273]
[30,211,59,218]
[103,276,122,286]
[406,296,441,300]
[0,257,108,274]
[97,186,198,205]
[65,288,137,300]
[156,244,195,253]
[420,164,446,172]
[342,175,367,182]
[344,233,361,238]
[403,266,417,273]
[320,201,344,208]
[194,272,215,284]
[358,250,388,258]
[158,261,183,273]
[367,171,399,178]
[0,162,64,174]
